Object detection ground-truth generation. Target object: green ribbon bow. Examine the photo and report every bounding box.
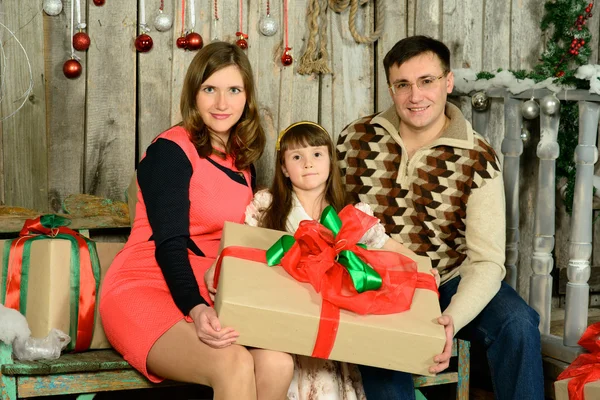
[266,206,382,293]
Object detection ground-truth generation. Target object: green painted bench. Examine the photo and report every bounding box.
[0,338,469,399]
[0,343,188,399]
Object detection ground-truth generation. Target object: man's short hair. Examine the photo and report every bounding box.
[383,36,451,83]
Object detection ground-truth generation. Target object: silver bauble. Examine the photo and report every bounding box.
[154,11,173,32]
[521,99,540,120]
[520,127,531,145]
[471,91,489,111]
[43,0,62,16]
[540,94,560,115]
[259,14,278,36]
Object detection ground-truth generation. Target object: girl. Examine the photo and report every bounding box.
[243,121,438,400]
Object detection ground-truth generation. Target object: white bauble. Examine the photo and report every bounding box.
[154,11,173,32]
[259,14,278,36]
[43,0,62,16]
[540,94,560,115]
[521,99,540,120]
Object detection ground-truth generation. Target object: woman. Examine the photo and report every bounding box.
[100,42,294,400]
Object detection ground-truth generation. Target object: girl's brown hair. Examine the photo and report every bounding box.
[260,122,346,231]
[180,41,265,170]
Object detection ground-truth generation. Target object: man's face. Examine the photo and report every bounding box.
[388,52,454,135]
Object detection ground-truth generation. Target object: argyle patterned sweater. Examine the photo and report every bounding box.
[337,103,506,332]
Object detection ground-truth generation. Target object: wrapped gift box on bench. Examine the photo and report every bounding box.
[555,378,600,400]
[1,229,124,350]
[214,221,446,376]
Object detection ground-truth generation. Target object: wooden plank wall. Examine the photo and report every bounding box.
[2,0,600,300]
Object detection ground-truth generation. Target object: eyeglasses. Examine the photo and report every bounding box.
[389,71,448,96]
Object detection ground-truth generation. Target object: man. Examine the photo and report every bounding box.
[337,36,543,400]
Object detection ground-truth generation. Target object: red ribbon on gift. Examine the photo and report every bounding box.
[213,205,438,359]
[2,216,99,352]
[557,322,600,400]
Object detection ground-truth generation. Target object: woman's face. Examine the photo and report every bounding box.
[195,65,247,142]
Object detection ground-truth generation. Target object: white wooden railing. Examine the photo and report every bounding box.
[462,88,599,364]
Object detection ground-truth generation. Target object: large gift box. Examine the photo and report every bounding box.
[0,216,124,350]
[214,212,446,376]
[555,378,600,400]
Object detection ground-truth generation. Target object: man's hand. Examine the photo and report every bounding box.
[204,261,217,301]
[429,314,455,374]
[188,304,239,348]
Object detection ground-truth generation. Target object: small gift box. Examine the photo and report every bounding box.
[214,206,445,376]
[0,215,124,350]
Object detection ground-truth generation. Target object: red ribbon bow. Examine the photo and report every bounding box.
[2,216,98,352]
[557,322,600,400]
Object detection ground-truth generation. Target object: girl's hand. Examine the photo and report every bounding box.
[204,261,217,301]
[431,268,440,288]
[188,304,239,348]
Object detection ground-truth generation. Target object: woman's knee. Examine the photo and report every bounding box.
[209,345,255,386]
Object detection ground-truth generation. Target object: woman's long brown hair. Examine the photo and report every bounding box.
[259,122,346,231]
[180,41,265,170]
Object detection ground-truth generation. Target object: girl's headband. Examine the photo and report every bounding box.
[275,121,326,151]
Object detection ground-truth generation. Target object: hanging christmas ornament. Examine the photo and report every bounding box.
[135,34,154,52]
[73,31,91,51]
[520,126,531,146]
[281,0,292,66]
[135,0,153,52]
[212,0,220,41]
[236,0,248,49]
[93,0,105,6]
[540,94,560,115]
[64,0,83,79]
[43,0,63,16]
[176,35,188,49]
[63,58,82,79]
[521,97,540,120]
[236,32,248,49]
[471,91,489,111]
[186,32,203,50]
[281,47,293,66]
[71,0,90,51]
[259,0,278,36]
[154,0,173,32]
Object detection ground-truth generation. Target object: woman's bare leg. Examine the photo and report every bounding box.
[147,319,257,400]
[249,349,294,400]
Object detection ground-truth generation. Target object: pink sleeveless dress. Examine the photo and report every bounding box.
[99,126,253,382]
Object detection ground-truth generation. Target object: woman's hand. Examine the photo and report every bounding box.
[204,261,217,301]
[188,304,239,348]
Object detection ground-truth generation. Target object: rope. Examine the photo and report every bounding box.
[297,0,384,75]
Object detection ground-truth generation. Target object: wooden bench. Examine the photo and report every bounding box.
[0,338,469,399]
[0,342,194,399]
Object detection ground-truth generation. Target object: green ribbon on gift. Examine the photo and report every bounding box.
[0,215,101,352]
[266,205,382,293]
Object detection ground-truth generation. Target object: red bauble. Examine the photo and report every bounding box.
[93,0,105,5]
[236,38,248,50]
[176,36,187,49]
[281,51,293,66]
[63,59,82,79]
[135,34,153,52]
[185,32,203,51]
[73,32,91,51]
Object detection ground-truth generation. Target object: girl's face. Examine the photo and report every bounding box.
[282,145,330,195]
[195,65,247,142]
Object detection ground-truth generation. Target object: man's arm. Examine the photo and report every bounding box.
[442,172,507,333]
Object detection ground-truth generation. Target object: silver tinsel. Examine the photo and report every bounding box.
[521,99,540,120]
[471,91,490,111]
[259,14,278,36]
[154,11,173,32]
[540,94,560,115]
[43,0,62,16]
